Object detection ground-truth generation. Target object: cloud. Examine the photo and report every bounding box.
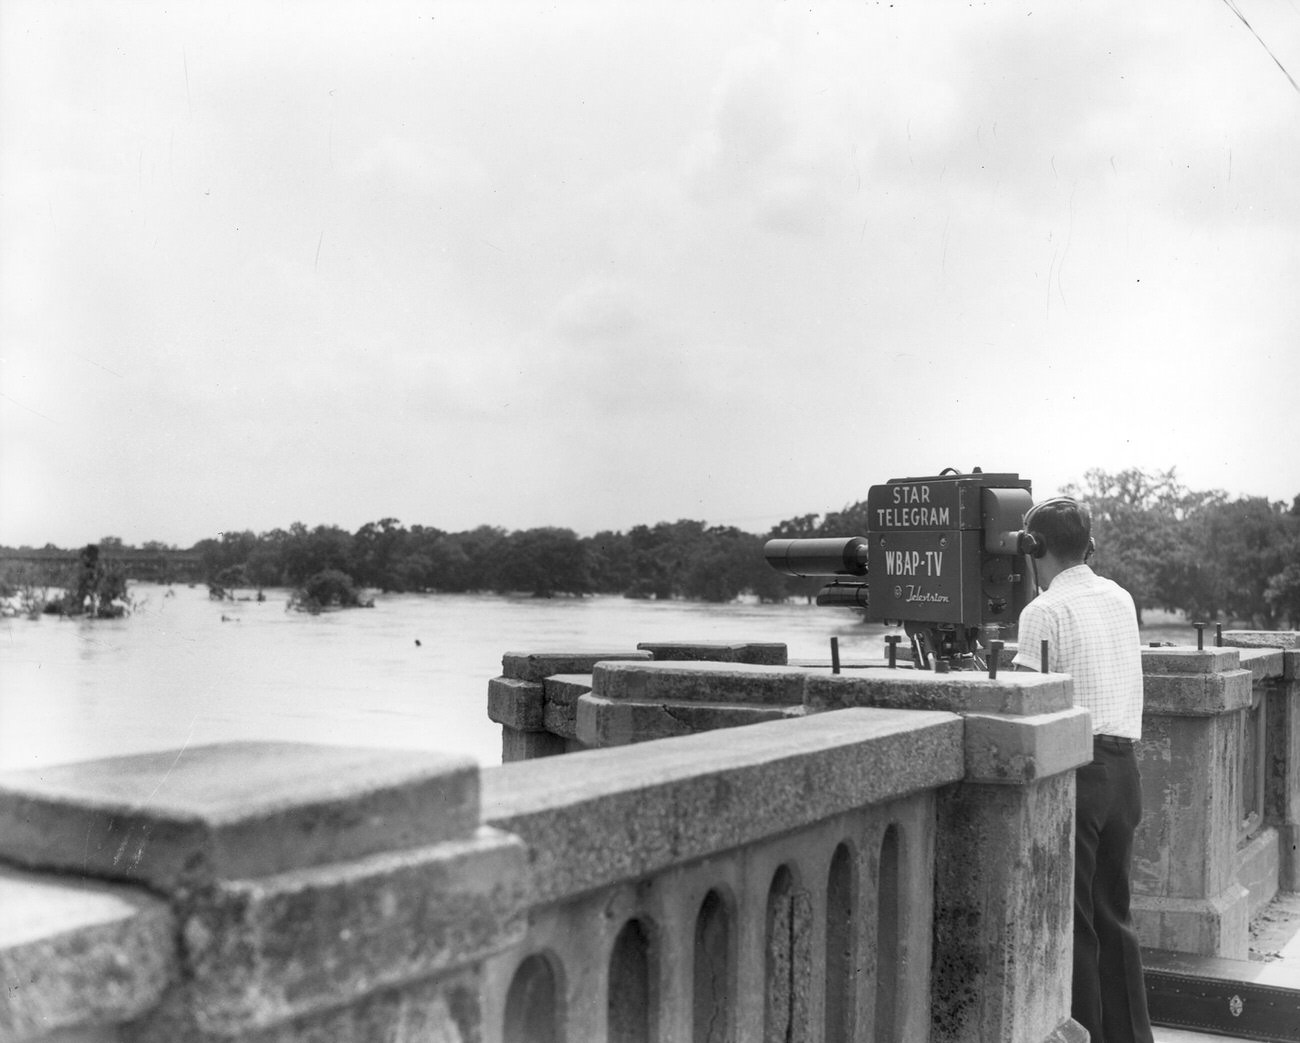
[683,32,868,237]
[3,1,1299,548]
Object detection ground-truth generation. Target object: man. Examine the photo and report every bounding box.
[1012,496,1153,1043]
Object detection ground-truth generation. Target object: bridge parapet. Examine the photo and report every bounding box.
[1,670,1090,1042]
[481,708,963,1042]
[488,641,1093,1041]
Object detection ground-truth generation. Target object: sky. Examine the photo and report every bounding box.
[2,1,1298,550]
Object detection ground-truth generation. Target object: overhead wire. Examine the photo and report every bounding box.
[1219,0,1300,97]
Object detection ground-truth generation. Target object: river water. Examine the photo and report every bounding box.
[0,584,896,773]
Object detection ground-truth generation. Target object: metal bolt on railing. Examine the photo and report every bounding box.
[1193,621,1207,651]
[885,634,902,669]
[988,640,1004,680]
[830,636,841,675]
[1041,639,1049,674]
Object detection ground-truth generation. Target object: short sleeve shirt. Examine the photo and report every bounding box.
[1012,564,1145,739]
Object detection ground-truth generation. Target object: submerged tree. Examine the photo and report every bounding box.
[54,545,131,618]
[287,569,374,613]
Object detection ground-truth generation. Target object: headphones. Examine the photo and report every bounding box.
[1020,496,1095,561]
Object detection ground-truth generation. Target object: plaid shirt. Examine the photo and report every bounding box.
[1013,564,1145,739]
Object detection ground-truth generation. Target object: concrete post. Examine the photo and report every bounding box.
[1131,647,1255,958]
[491,644,788,759]
[806,669,1092,1043]
[0,742,527,1041]
[489,650,652,761]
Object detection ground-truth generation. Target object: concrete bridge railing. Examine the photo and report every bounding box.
[480,708,962,1043]
[487,628,1300,967]
[1,659,1092,1043]
[1131,631,1300,959]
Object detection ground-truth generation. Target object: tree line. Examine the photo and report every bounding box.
[193,518,786,604]
[190,468,1300,626]
[4,468,1298,627]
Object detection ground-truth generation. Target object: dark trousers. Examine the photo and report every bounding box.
[1073,736,1154,1043]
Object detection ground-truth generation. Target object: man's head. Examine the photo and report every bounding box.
[1024,496,1093,565]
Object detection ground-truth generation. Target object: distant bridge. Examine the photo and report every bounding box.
[0,547,204,582]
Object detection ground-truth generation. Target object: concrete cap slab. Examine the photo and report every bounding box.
[963,708,1093,784]
[593,659,808,706]
[1222,630,1300,650]
[501,650,652,682]
[482,707,964,905]
[1141,647,1241,674]
[1236,647,1284,681]
[487,677,545,730]
[575,692,804,747]
[0,867,175,1038]
[183,827,526,1034]
[1141,669,1255,716]
[0,742,479,892]
[542,674,595,704]
[636,641,788,665]
[542,675,594,739]
[804,669,1073,716]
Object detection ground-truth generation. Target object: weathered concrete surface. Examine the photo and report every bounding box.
[486,676,545,731]
[1134,713,1242,899]
[1223,630,1300,650]
[1141,647,1241,674]
[576,691,806,747]
[500,727,566,762]
[0,868,175,1041]
[541,674,592,740]
[635,640,788,665]
[493,654,655,761]
[805,668,1074,717]
[573,660,813,747]
[128,967,482,1043]
[1236,647,1285,681]
[593,659,809,706]
[931,772,1078,1043]
[500,649,651,682]
[1133,888,1251,959]
[482,791,940,1043]
[1134,648,1259,958]
[1140,669,1254,716]
[0,742,528,1041]
[0,743,480,892]
[179,827,526,1035]
[962,708,1092,784]
[1237,826,1281,923]
[1266,666,1300,890]
[482,707,964,907]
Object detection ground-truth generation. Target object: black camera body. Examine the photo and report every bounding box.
[765,469,1037,667]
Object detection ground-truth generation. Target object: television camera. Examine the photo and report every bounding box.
[764,468,1041,670]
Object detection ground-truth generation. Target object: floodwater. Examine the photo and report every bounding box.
[0,584,895,773]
